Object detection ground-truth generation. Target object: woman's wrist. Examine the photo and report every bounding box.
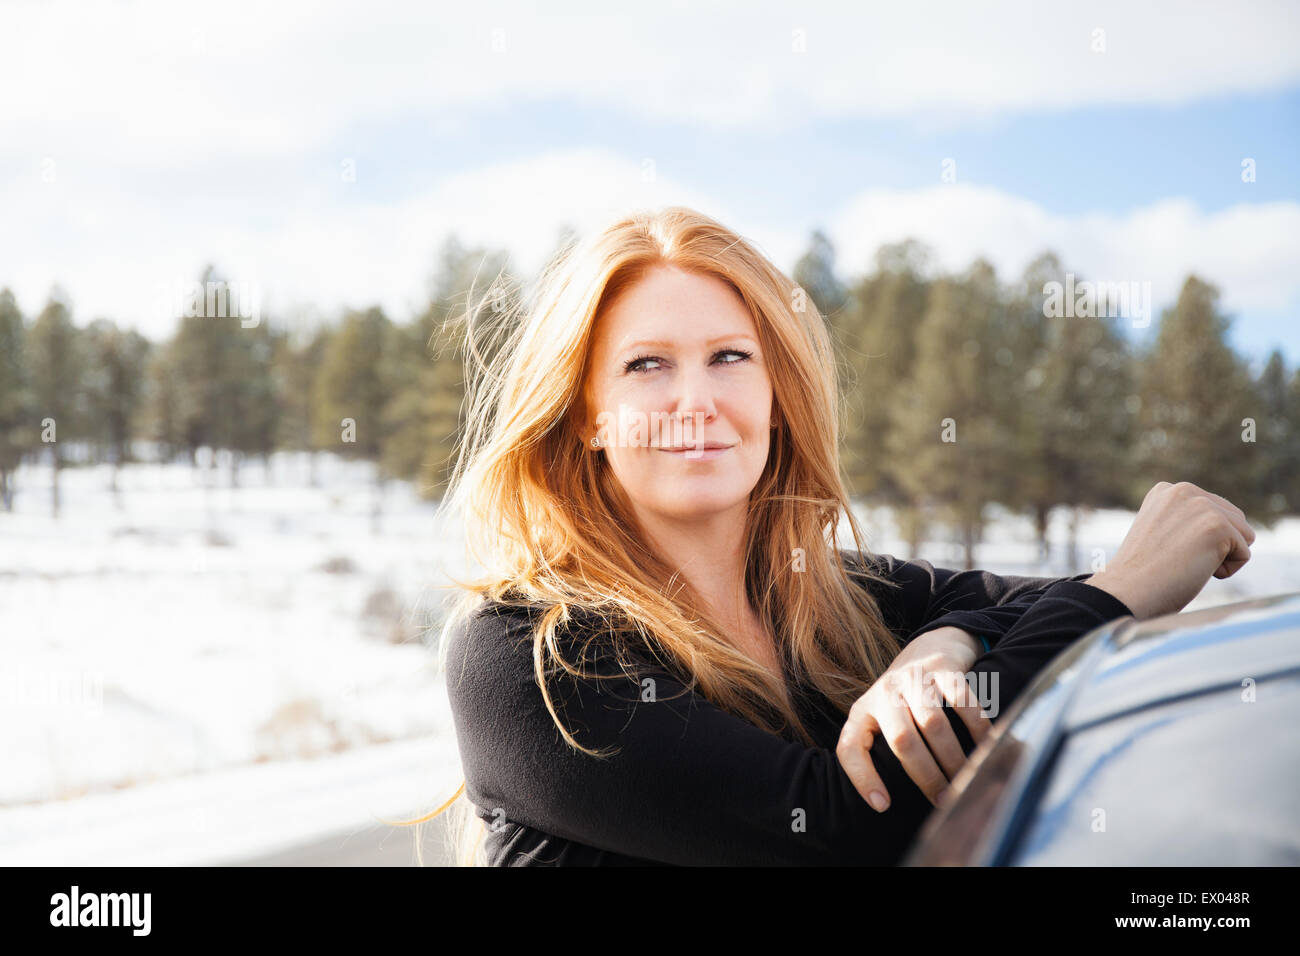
[900,625,982,668]
[1081,571,1147,620]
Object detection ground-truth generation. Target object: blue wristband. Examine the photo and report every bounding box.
[977,633,992,653]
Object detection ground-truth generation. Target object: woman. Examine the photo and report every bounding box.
[419,206,1255,866]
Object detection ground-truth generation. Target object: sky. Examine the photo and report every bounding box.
[1,0,1298,366]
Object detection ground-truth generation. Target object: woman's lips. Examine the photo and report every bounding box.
[657,444,732,460]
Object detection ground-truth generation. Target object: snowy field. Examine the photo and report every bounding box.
[1,451,1297,865]
[0,452,473,864]
[848,501,1300,607]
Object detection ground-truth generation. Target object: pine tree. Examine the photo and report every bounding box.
[275,321,331,483]
[166,268,236,463]
[1013,253,1135,566]
[82,318,152,495]
[27,292,87,517]
[313,305,396,530]
[0,289,31,510]
[421,243,516,499]
[141,339,187,462]
[1135,276,1262,517]
[840,241,933,516]
[886,261,1011,567]
[792,230,850,325]
[222,316,277,484]
[795,230,854,500]
[1286,366,1300,517]
[157,267,277,484]
[313,306,393,460]
[1248,350,1295,524]
[375,237,517,501]
[379,317,437,485]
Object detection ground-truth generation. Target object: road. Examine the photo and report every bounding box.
[238,815,456,866]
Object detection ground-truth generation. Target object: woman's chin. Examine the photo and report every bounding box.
[643,488,749,520]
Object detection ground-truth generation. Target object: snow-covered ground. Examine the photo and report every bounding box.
[0,452,476,864]
[848,500,1300,608]
[0,452,467,804]
[1,451,1296,865]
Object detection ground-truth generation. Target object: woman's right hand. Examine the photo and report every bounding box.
[836,626,988,812]
[1083,481,1255,620]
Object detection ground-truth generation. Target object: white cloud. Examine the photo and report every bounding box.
[0,148,729,337]
[0,0,1296,167]
[7,144,1293,347]
[1,1,1296,340]
[827,184,1300,317]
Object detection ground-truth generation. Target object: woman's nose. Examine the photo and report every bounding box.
[672,365,718,422]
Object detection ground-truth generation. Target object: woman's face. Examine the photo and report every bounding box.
[583,264,774,525]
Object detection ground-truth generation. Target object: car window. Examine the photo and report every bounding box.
[1008,673,1300,865]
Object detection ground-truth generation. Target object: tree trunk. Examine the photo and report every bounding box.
[51,448,61,519]
[371,471,384,536]
[205,448,218,527]
[895,503,925,560]
[1066,506,1081,570]
[961,522,977,570]
[1034,503,1051,564]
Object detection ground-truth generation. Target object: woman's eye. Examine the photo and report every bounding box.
[623,354,661,374]
[623,349,752,374]
[717,349,753,365]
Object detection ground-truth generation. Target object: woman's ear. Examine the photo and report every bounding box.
[566,394,601,451]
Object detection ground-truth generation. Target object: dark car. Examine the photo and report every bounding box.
[904,591,1300,866]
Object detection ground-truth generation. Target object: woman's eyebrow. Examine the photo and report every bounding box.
[620,333,758,351]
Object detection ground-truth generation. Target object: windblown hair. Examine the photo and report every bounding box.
[397,206,903,866]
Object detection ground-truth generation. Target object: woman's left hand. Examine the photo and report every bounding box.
[835,626,992,811]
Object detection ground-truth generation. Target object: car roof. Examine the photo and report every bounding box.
[1061,590,1300,731]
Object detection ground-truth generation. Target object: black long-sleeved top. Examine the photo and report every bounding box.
[442,549,1134,866]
